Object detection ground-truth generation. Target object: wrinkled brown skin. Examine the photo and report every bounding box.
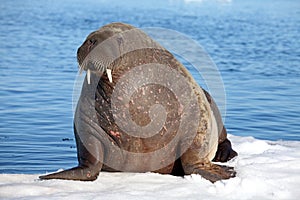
[40,22,237,183]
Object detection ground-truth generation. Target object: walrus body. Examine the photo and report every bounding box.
[40,23,237,182]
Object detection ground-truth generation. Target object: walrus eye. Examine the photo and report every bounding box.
[89,39,97,45]
[87,39,97,52]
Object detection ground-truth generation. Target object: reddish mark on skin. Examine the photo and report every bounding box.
[178,103,184,115]
[110,130,121,138]
[87,171,91,178]
[117,96,123,101]
[161,125,167,135]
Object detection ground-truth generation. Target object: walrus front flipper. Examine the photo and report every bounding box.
[39,142,103,181]
[39,164,102,181]
[40,126,104,181]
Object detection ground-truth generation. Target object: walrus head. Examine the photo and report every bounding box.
[77,22,135,84]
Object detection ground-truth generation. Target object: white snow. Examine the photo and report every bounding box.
[1,135,299,200]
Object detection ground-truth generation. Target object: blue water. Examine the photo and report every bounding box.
[0,0,299,174]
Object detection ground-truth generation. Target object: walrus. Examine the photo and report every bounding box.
[40,22,237,183]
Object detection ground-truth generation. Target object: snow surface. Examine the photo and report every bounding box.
[1,135,299,200]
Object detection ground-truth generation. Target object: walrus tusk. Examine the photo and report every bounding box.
[107,69,112,83]
[87,69,91,84]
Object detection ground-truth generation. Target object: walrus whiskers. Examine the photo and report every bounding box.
[94,60,107,73]
[93,59,113,83]
[79,58,113,85]
[79,66,83,75]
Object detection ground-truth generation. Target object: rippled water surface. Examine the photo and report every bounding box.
[0,0,299,173]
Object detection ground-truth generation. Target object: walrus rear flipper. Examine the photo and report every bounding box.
[181,149,236,183]
[39,164,102,181]
[182,159,236,183]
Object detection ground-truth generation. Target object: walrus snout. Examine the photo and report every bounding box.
[77,32,118,84]
[77,30,103,69]
[77,39,101,84]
